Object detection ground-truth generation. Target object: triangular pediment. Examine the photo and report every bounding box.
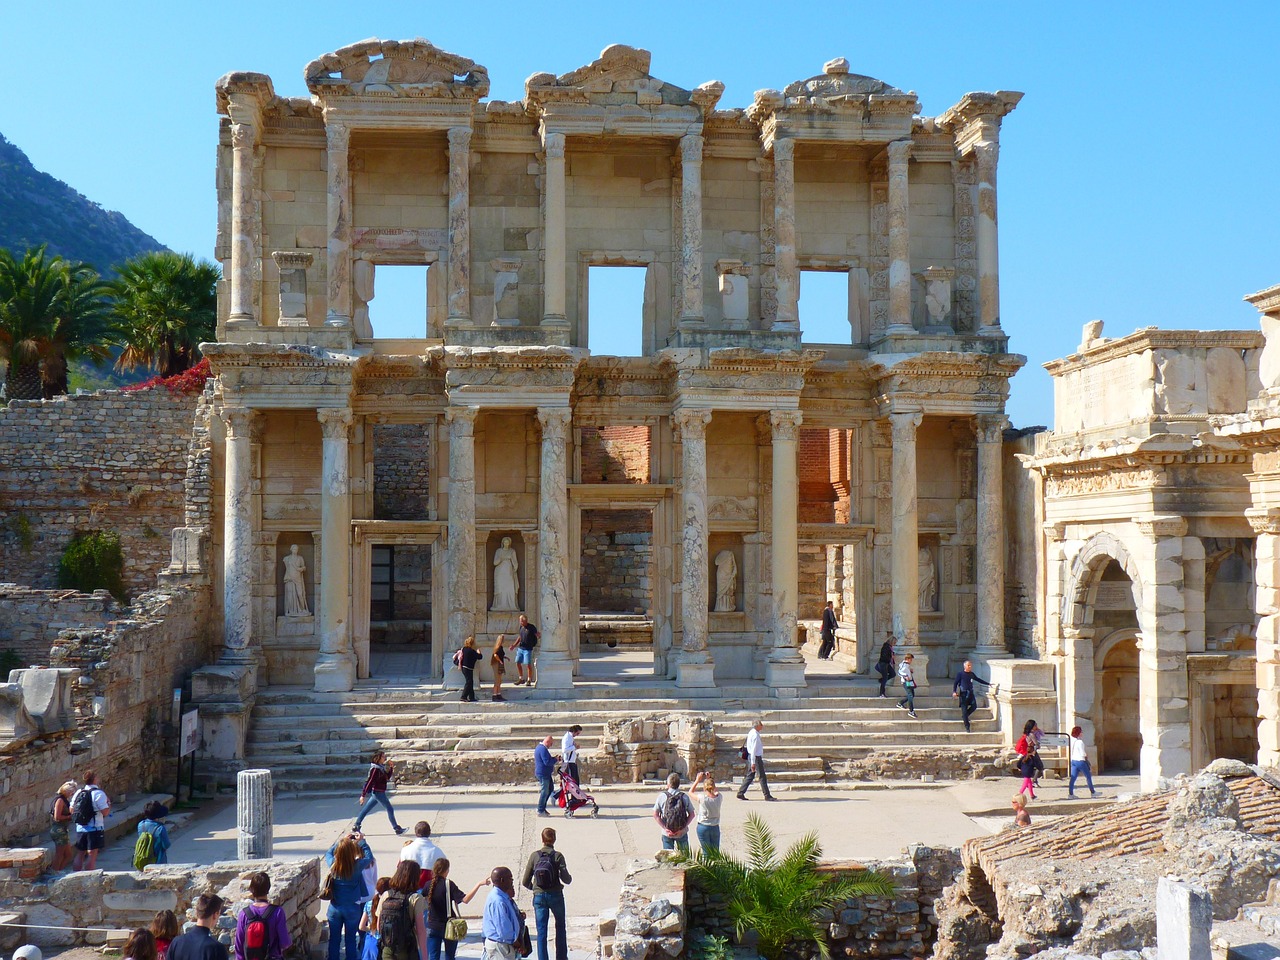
[525,45,723,115]
[306,38,489,100]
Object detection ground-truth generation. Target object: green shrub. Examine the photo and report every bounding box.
[58,530,127,602]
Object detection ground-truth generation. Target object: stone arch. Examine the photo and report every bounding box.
[1063,531,1145,633]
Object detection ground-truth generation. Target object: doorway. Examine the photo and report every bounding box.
[577,507,656,680]
[1096,633,1141,772]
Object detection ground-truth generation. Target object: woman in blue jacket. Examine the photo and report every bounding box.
[325,830,374,960]
[136,801,172,865]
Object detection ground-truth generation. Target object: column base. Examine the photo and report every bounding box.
[884,323,916,335]
[676,659,717,688]
[325,312,351,328]
[978,324,1005,336]
[541,315,570,327]
[765,657,807,691]
[678,315,706,329]
[314,653,356,693]
[535,656,575,692]
[445,315,473,328]
[226,315,256,328]
[770,320,800,333]
[192,659,259,702]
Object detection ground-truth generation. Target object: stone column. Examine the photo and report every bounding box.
[446,126,472,327]
[974,415,1007,656]
[678,134,705,327]
[890,411,922,647]
[974,141,1002,333]
[536,408,574,690]
[314,408,355,692]
[446,407,478,660]
[228,120,258,326]
[541,132,568,327]
[222,408,258,662]
[1250,511,1280,769]
[325,121,352,327]
[236,768,273,860]
[771,137,799,330]
[766,410,807,689]
[886,139,913,333]
[675,408,715,687]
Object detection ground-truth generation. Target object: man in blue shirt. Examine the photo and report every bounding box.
[534,736,556,817]
[482,866,523,960]
[952,659,991,732]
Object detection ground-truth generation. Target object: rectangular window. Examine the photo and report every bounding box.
[371,545,394,621]
[798,269,851,344]
[587,265,646,356]
[368,265,430,339]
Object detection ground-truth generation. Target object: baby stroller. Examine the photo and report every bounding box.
[554,761,599,818]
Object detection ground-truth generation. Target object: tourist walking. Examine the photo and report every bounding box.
[425,859,486,960]
[534,736,556,817]
[818,600,838,660]
[124,928,159,960]
[491,636,509,701]
[895,653,918,718]
[401,821,446,880]
[234,871,292,960]
[457,637,483,703]
[737,721,776,801]
[71,770,111,871]
[1014,719,1044,757]
[952,660,991,732]
[1067,725,1100,798]
[561,725,582,783]
[167,895,229,960]
[354,751,405,835]
[135,801,172,867]
[1016,743,1043,800]
[152,911,182,960]
[689,772,722,854]
[481,867,523,960]
[49,780,76,872]
[652,774,695,852]
[522,827,573,960]
[325,830,375,960]
[875,635,896,697]
[515,615,539,686]
[377,861,425,960]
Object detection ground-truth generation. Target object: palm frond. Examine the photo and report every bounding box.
[744,812,777,872]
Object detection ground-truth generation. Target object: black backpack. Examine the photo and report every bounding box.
[658,791,692,833]
[378,890,416,956]
[532,850,557,889]
[72,788,97,826]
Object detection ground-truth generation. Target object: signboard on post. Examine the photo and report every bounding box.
[180,709,200,757]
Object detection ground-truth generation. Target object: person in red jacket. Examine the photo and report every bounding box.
[353,751,405,835]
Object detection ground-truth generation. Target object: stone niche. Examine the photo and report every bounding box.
[917,534,942,619]
[708,533,744,626]
[275,532,316,636]
[485,530,526,628]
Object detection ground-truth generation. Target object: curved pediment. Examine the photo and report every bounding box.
[525,44,723,115]
[305,38,490,99]
[783,58,906,100]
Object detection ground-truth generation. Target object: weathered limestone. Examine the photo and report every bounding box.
[886,140,913,333]
[222,409,257,661]
[675,408,714,688]
[446,407,478,655]
[446,126,472,327]
[227,119,259,326]
[890,412,922,646]
[541,131,567,327]
[1156,877,1211,960]
[537,407,573,690]
[974,141,1001,333]
[236,768,273,860]
[974,415,1006,656]
[678,134,705,327]
[314,408,355,692]
[491,258,521,327]
[766,410,806,689]
[771,138,798,330]
[324,121,352,327]
[272,251,313,326]
[1251,513,1280,769]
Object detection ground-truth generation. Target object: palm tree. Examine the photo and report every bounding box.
[682,813,895,960]
[111,251,219,378]
[43,261,114,398]
[0,245,63,400]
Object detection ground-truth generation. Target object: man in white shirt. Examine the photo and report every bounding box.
[561,725,582,783]
[736,721,776,802]
[399,820,446,883]
[71,770,111,871]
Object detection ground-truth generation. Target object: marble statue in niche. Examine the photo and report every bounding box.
[282,544,310,617]
[491,536,520,611]
[714,550,737,612]
[918,546,938,612]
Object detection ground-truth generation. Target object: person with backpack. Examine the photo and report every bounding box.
[234,872,292,960]
[457,637,483,703]
[325,830,375,960]
[354,751,405,836]
[71,770,111,871]
[652,773,695,852]
[521,828,572,960]
[49,780,77,872]
[514,615,539,686]
[134,801,172,869]
[377,861,425,960]
[425,858,486,960]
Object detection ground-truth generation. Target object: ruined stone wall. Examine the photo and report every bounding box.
[0,390,201,596]
[0,587,117,667]
[0,582,214,844]
[798,543,827,618]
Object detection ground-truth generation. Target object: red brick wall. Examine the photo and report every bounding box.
[799,428,837,523]
[580,425,650,483]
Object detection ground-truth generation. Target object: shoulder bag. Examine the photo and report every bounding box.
[444,885,468,942]
[320,869,336,901]
[515,908,533,958]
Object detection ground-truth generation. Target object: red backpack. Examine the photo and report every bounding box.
[243,904,278,960]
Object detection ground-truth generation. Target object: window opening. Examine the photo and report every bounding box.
[798,269,851,344]
[587,265,646,356]
[371,545,394,621]
[368,264,430,339]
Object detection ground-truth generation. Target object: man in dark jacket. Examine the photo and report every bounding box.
[534,735,555,817]
[168,895,228,960]
[522,827,573,960]
[875,635,896,697]
[818,601,838,660]
[952,659,992,732]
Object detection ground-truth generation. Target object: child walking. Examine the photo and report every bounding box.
[1017,744,1044,800]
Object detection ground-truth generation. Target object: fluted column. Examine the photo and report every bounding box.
[446,407,478,661]
[325,121,352,327]
[887,140,913,333]
[536,407,574,690]
[678,134,705,327]
[766,410,807,689]
[541,131,568,327]
[974,141,1002,333]
[890,412,922,647]
[315,408,355,692]
[771,137,799,330]
[446,126,472,327]
[675,408,715,687]
[974,415,1007,655]
[222,408,258,660]
[236,769,273,860]
[228,120,258,326]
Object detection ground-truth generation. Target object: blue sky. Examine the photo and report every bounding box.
[3,2,1278,427]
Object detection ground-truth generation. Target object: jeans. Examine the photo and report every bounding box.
[695,823,720,854]
[1069,759,1096,795]
[426,930,459,960]
[354,791,401,831]
[877,663,891,695]
[958,692,978,727]
[739,757,772,799]
[533,889,568,960]
[537,776,553,814]
[461,667,476,701]
[660,833,690,852]
[328,901,363,960]
[898,684,915,712]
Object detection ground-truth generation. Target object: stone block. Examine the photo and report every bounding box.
[1157,877,1211,960]
[104,889,180,912]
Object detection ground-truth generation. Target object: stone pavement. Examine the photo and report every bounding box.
[80,770,1141,959]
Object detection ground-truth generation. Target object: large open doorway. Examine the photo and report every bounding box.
[1096,630,1141,772]
[577,507,656,680]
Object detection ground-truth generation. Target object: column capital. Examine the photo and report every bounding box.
[974,414,1008,445]
[679,134,705,164]
[325,120,350,147]
[537,406,573,435]
[446,405,479,430]
[317,407,353,438]
[223,408,259,439]
[887,138,913,165]
[448,126,472,151]
[673,407,713,439]
[1249,509,1280,535]
[973,139,999,180]
[1135,515,1188,539]
[889,411,923,442]
[770,409,803,441]
[230,121,258,150]
[542,130,566,159]
[772,137,795,164]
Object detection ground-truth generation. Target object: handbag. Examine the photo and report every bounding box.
[738,745,748,761]
[319,869,336,901]
[444,889,468,942]
[516,923,533,958]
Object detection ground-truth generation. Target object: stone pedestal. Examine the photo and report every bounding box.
[676,658,716,689]
[237,769,274,860]
[985,659,1057,745]
[1156,877,1211,960]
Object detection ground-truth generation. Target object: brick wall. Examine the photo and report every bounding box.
[373,423,432,520]
[0,390,200,597]
[581,425,649,483]
[0,586,117,667]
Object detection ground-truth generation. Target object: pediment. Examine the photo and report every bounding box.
[305,38,490,100]
[525,45,723,115]
[749,57,918,124]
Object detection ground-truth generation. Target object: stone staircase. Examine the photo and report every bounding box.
[244,677,1003,795]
